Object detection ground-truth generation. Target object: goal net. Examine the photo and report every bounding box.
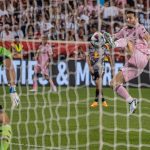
[1,0,150,149]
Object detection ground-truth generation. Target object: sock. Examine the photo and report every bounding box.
[95,89,99,102]
[95,89,104,102]
[9,85,16,93]
[102,97,105,102]
[33,74,38,89]
[49,78,55,89]
[115,85,133,103]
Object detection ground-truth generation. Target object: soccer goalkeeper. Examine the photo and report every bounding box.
[0,105,12,150]
[87,32,114,108]
[0,46,20,108]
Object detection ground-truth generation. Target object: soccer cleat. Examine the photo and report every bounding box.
[9,86,20,108]
[10,92,20,108]
[129,99,139,114]
[29,88,38,92]
[90,101,98,108]
[9,86,16,93]
[51,86,57,92]
[103,32,116,49]
[102,101,108,107]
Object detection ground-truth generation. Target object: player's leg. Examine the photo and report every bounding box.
[30,65,40,91]
[110,70,133,101]
[3,58,20,108]
[110,70,139,114]
[43,67,57,92]
[3,58,16,86]
[90,71,108,108]
[95,77,108,107]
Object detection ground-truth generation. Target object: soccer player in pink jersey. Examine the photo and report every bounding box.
[109,10,150,114]
[30,35,57,92]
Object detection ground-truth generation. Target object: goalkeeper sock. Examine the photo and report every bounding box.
[115,85,133,103]
[9,86,16,93]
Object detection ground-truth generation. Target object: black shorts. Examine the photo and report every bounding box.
[92,71,99,81]
[92,70,105,81]
[0,56,10,65]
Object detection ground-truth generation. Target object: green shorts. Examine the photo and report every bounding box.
[0,124,12,150]
[0,47,12,66]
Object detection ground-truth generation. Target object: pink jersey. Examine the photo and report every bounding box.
[114,23,150,54]
[37,43,53,66]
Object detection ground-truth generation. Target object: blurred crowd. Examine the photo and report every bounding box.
[0,0,150,42]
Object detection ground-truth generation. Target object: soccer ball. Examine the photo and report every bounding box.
[90,32,106,48]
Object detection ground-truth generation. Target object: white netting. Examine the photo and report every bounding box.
[0,0,150,150]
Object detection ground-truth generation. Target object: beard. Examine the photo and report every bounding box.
[126,21,136,29]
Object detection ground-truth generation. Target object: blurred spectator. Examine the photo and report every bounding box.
[101,1,123,21]
[86,0,100,16]
[5,0,14,14]
[0,22,3,39]
[34,24,42,39]
[58,28,66,40]
[113,23,122,33]
[115,0,127,8]
[136,0,144,10]
[66,30,76,41]
[12,24,24,39]
[70,45,86,60]
[79,10,89,24]
[0,1,8,17]
[26,24,35,39]
[139,13,150,32]
[0,24,13,40]
[77,1,85,14]
[4,15,12,25]
[48,27,58,40]
[89,10,98,25]
[77,27,87,41]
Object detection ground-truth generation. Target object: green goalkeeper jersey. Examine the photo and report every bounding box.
[0,47,12,58]
[0,124,12,150]
[0,47,12,66]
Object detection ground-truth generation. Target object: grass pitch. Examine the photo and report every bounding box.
[1,87,150,150]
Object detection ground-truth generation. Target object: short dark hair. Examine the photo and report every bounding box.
[14,35,19,39]
[125,10,137,17]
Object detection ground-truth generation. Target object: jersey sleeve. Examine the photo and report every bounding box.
[113,28,125,40]
[138,25,149,38]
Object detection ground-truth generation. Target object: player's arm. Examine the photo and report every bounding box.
[113,27,124,40]
[138,25,150,47]
[86,55,94,74]
[34,49,40,60]
[106,52,115,78]
[143,33,150,48]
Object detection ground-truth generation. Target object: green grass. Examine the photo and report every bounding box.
[1,87,150,150]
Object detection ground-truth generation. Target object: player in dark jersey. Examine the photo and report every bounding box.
[87,32,114,108]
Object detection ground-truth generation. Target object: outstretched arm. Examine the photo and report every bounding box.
[86,55,94,75]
